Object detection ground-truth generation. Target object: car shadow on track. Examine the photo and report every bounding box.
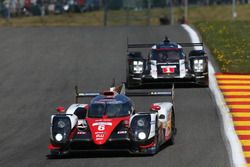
[46,151,153,159]
[46,142,175,159]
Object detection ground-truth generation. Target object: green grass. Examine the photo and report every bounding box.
[183,4,250,72]
[194,21,250,72]
[1,5,250,72]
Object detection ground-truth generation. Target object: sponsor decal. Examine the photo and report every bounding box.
[150,92,171,95]
[92,122,112,140]
[117,131,127,134]
[95,131,105,140]
[77,131,87,135]
[161,66,176,73]
[92,122,112,127]
[150,121,156,125]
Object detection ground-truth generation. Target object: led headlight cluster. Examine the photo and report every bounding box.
[52,117,71,143]
[130,115,151,141]
[193,59,204,72]
[133,61,143,74]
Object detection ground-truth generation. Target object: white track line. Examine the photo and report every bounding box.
[182,24,246,167]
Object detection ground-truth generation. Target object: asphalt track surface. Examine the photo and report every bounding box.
[0,26,229,167]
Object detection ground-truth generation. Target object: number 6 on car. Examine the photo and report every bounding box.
[48,83,176,157]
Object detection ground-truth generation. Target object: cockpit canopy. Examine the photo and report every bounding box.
[151,49,184,62]
[88,101,132,118]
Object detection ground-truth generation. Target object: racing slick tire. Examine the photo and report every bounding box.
[168,110,176,145]
[146,129,160,155]
[153,135,160,155]
[195,74,209,88]
[126,77,142,89]
[201,74,209,88]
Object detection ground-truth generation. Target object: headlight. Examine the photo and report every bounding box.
[52,116,71,143]
[193,59,204,72]
[137,119,145,127]
[57,120,66,128]
[138,132,147,140]
[55,133,63,142]
[133,61,143,74]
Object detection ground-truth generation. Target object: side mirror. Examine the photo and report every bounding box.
[128,52,142,59]
[189,50,206,57]
[56,106,65,113]
[151,104,161,111]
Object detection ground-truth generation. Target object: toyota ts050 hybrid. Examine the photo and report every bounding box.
[48,84,176,156]
[126,37,209,88]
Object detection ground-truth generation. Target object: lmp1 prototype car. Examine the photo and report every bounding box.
[48,84,175,156]
[126,37,209,88]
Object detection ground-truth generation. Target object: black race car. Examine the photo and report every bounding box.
[126,37,209,88]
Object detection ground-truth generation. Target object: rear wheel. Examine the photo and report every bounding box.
[126,77,141,89]
[196,74,209,87]
[153,135,160,154]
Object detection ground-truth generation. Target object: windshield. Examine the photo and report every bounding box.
[88,102,131,118]
[151,49,182,62]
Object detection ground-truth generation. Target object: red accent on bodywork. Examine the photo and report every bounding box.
[123,120,129,128]
[56,106,65,113]
[69,127,78,140]
[86,116,130,145]
[84,105,89,110]
[48,144,61,150]
[103,91,115,96]
[139,141,155,149]
[151,104,161,111]
[156,48,181,51]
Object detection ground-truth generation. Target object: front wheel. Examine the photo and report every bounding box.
[195,74,209,87]
[126,77,142,89]
[168,111,176,145]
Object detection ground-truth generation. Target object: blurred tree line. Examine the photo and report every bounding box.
[108,0,249,10]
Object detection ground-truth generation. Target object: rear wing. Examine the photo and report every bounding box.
[125,84,175,104]
[74,84,174,104]
[127,43,203,49]
[75,86,100,103]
